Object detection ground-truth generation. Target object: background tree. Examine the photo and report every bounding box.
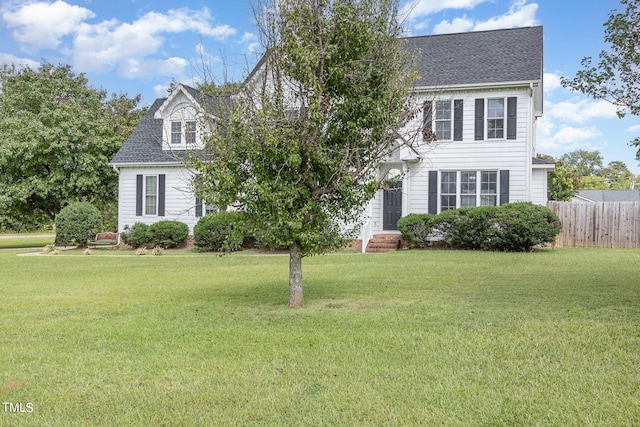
[0,63,145,229]
[559,149,604,177]
[193,0,419,307]
[540,154,582,201]
[561,0,640,156]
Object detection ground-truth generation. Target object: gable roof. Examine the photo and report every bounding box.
[404,26,543,87]
[111,98,183,165]
[574,190,640,203]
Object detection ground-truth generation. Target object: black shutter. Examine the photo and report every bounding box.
[474,98,484,141]
[507,97,517,140]
[195,198,202,217]
[158,174,166,217]
[500,170,510,205]
[428,170,438,214]
[423,101,433,141]
[454,99,463,141]
[136,175,143,216]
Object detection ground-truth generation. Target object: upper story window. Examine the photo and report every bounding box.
[475,97,517,141]
[423,99,463,142]
[434,101,452,141]
[185,121,197,145]
[171,120,197,145]
[171,122,182,145]
[487,99,505,139]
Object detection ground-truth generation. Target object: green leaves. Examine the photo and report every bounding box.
[0,63,144,223]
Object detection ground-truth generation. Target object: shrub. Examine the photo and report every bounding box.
[489,203,562,252]
[150,220,189,248]
[55,202,102,247]
[398,214,435,248]
[441,206,498,250]
[194,212,245,252]
[398,203,562,252]
[121,223,153,248]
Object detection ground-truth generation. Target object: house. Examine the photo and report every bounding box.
[572,190,640,203]
[110,26,553,250]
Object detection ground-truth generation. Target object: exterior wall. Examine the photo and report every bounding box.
[367,85,544,235]
[117,165,201,234]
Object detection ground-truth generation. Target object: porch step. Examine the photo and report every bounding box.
[365,234,401,253]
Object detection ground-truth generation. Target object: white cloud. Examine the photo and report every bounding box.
[0,53,40,69]
[538,120,603,151]
[544,72,562,93]
[1,2,237,79]
[401,0,488,21]
[433,1,538,34]
[2,0,94,50]
[547,99,618,124]
[627,125,640,133]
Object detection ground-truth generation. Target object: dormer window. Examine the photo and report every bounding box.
[170,120,197,145]
[185,121,196,145]
[171,121,182,144]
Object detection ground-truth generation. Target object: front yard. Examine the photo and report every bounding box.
[1,248,639,425]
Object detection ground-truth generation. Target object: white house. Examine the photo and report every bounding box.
[110,26,554,251]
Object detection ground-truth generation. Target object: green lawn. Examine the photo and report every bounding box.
[0,235,54,249]
[1,248,639,426]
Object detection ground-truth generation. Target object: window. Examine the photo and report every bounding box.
[185,121,196,145]
[171,121,182,144]
[480,171,497,206]
[460,171,477,207]
[487,99,505,139]
[440,171,499,211]
[434,100,452,141]
[145,176,158,215]
[440,171,457,211]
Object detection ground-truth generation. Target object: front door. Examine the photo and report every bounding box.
[383,181,402,231]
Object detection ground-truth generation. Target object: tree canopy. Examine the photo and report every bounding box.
[193,0,419,307]
[561,0,640,155]
[0,63,145,226]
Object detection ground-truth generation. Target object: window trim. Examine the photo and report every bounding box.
[144,175,158,216]
[438,170,500,212]
[486,98,505,140]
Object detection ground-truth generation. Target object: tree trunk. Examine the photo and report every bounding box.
[288,242,304,307]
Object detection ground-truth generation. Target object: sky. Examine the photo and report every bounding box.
[1,0,639,174]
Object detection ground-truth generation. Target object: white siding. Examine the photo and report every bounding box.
[366,85,544,234]
[118,166,201,234]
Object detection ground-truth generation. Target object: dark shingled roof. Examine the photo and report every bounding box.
[113,27,543,165]
[111,98,180,164]
[404,26,543,87]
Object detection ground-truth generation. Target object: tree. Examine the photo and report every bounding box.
[600,160,634,189]
[0,63,145,225]
[193,0,419,307]
[561,0,640,155]
[540,154,581,201]
[559,149,604,177]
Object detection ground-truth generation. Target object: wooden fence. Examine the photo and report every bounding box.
[548,201,640,248]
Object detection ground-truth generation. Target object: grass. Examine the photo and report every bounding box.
[1,248,639,426]
[0,235,54,249]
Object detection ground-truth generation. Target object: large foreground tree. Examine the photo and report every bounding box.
[0,64,144,224]
[193,0,420,307]
[561,0,640,156]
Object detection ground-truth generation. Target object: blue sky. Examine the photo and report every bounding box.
[1,0,639,173]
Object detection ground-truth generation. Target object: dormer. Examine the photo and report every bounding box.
[154,84,207,151]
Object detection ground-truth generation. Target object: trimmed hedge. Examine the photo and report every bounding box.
[398,203,562,252]
[194,211,245,252]
[121,220,189,249]
[55,202,102,247]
